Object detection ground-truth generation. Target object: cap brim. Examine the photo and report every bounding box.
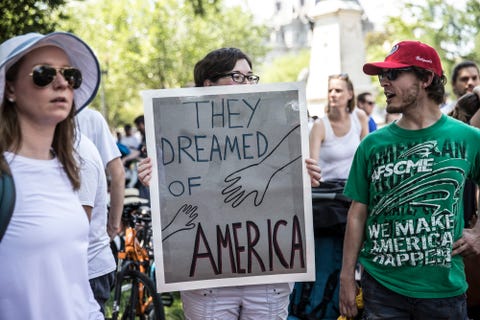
[0,32,100,113]
[363,61,412,75]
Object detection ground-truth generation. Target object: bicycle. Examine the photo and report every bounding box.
[109,196,173,320]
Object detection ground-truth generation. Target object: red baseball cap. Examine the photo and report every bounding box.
[363,41,443,77]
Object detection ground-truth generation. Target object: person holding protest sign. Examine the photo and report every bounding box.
[339,40,480,319]
[138,47,325,320]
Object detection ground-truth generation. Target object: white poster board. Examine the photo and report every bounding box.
[142,82,314,292]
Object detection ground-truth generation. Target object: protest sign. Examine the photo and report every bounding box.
[142,82,314,292]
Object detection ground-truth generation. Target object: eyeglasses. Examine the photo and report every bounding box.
[213,72,260,84]
[29,65,83,89]
[378,68,413,82]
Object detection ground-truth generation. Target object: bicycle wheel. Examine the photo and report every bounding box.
[111,269,165,320]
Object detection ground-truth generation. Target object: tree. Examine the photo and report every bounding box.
[364,0,480,100]
[0,0,67,43]
[58,0,268,127]
[260,49,310,83]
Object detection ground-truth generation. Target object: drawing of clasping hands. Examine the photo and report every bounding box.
[162,204,199,242]
[222,124,301,208]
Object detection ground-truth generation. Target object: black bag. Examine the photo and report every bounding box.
[0,157,15,242]
[311,179,351,235]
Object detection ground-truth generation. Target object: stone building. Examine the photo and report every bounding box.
[265,0,374,116]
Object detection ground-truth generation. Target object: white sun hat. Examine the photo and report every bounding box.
[0,32,100,113]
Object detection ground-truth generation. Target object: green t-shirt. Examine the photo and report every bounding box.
[345,114,480,298]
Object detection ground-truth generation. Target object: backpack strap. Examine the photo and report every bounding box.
[0,159,15,242]
[289,282,315,319]
[306,269,340,319]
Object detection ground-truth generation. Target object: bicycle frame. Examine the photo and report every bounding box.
[117,226,155,316]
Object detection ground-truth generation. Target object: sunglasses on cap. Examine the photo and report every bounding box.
[378,68,414,82]
[29,65,83,89]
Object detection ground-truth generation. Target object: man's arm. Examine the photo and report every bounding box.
[106,157,125,239]
[339,200,368,318]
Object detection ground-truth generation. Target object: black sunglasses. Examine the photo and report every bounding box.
[29,65,83,89]
[378,68,413,82]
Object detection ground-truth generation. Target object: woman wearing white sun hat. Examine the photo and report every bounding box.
[0,32,103,320]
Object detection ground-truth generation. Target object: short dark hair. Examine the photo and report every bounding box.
[411,66,447,105]
[193,48,253,87]
[357,92,372,103]
[451,92,480,123]
[134,115,144,126]
[451,61,479,85]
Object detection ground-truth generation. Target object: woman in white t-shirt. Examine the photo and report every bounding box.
[0,32,103,320]
[307,73,369,319]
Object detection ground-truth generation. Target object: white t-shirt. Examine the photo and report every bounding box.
[440,100,456,115]
[318,112,362,181]
[121,135,140,150]
[0,152,103,320]
[76,134,116,279]
[76,108,121,167]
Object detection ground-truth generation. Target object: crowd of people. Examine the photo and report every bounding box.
[1,28,480,320]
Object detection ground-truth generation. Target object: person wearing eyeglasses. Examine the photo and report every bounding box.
[339,40,480,320]
[306,73,369,318]
[190,48,296,320]
[356,92,377,132]
[137,47,319,320]
[0,32,104,319]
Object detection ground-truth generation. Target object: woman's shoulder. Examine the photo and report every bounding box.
[354,108,368,121]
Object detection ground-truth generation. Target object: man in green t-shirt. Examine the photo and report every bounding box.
[339,40,480,319]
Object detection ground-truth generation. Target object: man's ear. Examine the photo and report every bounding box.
[423,72,434,88]
[203,79,214,86]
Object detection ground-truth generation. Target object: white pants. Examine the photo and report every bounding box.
[181,283,293,320]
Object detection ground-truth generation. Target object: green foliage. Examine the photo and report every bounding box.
[260,49,310,83]
[164,291,185,319]
[363,0,480,101]
[58,0,268,127]
[187,0,220,16]
[0,0,67,43]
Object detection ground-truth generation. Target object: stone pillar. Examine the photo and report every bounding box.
[306,0,373,117]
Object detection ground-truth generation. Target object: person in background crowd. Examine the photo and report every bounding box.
[307,73,368,318]
[76,133,116,315]
[340,40,480,320]
[120,123,140,152]
[310,74,369,183]
[134,115,146,149]
[451,88,480,319]
[469,86,480,128]
[77,107,125,239]
[356,91,377,132]
[121,114,149,198]
[441,60,480,114]
[0,31,104,319]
